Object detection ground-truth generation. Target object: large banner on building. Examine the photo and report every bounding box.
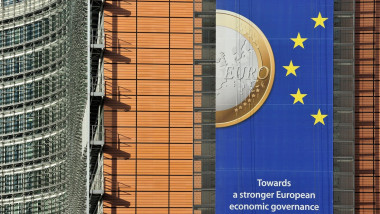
[216,0,333,213]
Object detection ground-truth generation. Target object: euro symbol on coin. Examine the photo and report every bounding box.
[216,10,275,128]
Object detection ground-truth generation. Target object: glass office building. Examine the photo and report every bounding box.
[0,0,379,213]
[0,0,88,213]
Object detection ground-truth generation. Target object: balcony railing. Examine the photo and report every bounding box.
[90,153,103,193]
[91,124,103,145]
[91,74,104,97]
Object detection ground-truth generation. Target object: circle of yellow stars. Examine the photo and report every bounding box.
[283,12,329,125]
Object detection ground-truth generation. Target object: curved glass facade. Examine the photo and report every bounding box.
[0,0,88,213]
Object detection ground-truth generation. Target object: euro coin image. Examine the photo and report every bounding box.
[216,10,275,128]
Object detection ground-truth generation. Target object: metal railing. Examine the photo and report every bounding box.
[91,124,103,143]
[90,153,103,192]
[91,73,104,95]
[91,26,104,47]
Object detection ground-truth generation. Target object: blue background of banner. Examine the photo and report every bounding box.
[216,0,333,213]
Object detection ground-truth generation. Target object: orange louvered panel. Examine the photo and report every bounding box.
[355,0,380,213]
[103,0,195,212]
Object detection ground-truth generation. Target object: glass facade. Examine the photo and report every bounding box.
[0,194,65,213]
[193,0,216,213]
[0,18,47,47]
[0,0,88,213]
[0,136,64,165]
[333,0,355,213]
[0,104,66,135]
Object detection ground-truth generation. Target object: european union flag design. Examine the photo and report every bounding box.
[216,0,333,213]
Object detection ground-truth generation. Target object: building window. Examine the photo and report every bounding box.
[3,0,14,7]
[0,18,49,47]
[5,58,13,75]
[4,29,13,46]
[26,112,34,130]
[3,0,25,8]
[26,24,33,41]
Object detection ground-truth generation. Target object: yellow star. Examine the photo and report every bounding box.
[290,89,307,104]
[311,12,328,28]
[311,109,328,125]
[291,33,307,49]
[283,61,300,76]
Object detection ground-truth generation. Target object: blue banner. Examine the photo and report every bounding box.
[216,0,333,213]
